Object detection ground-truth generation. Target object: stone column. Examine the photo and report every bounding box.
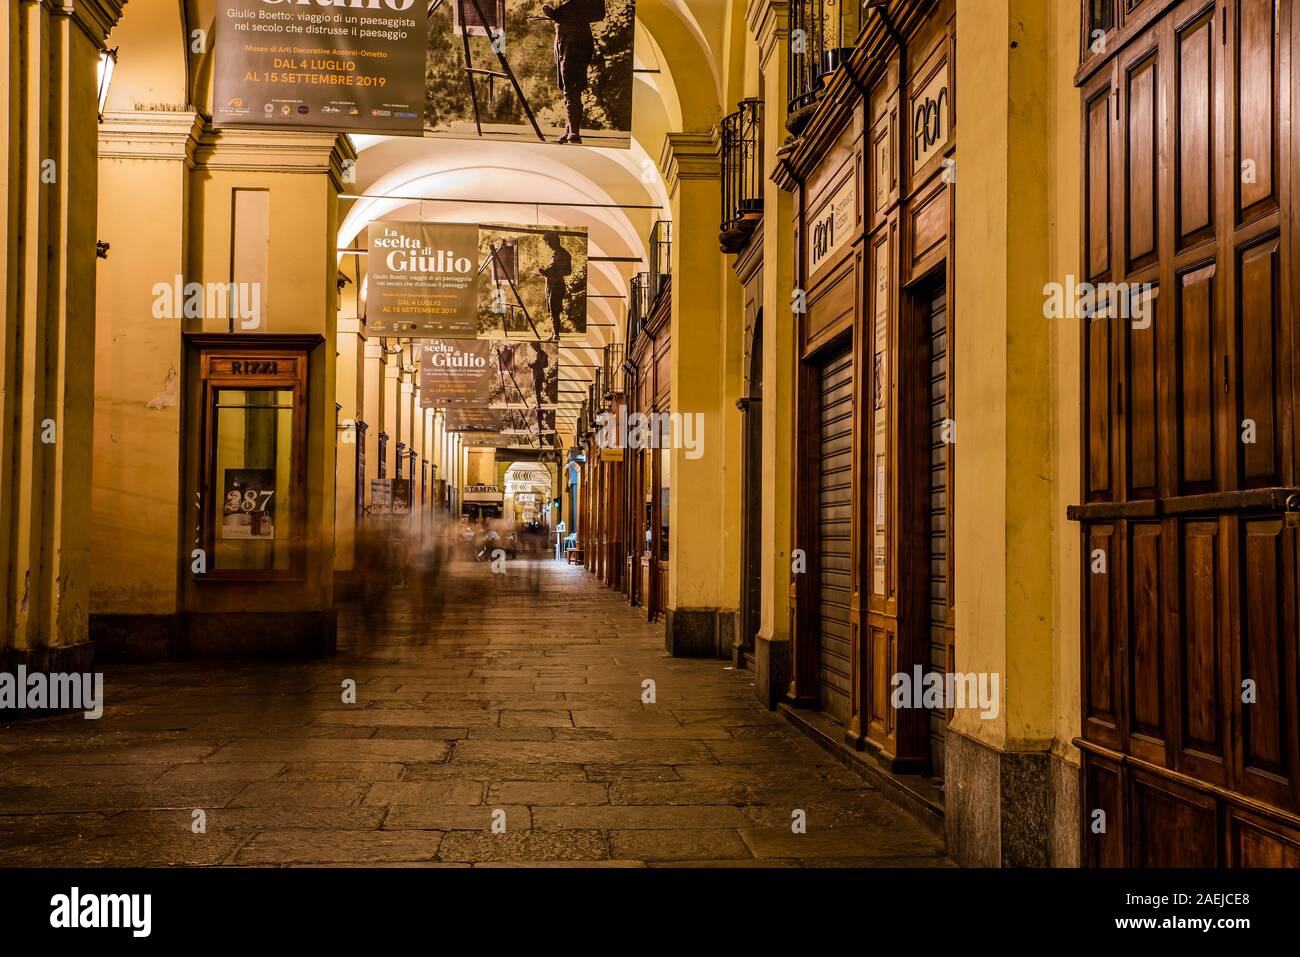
[1,0,125,667]
[383,344,400,480]
[660,131,735,658]
[947,0,1082,867]
[335,317,364,575]
[749,0,794,706]
[92,110,202,657]
[362,339,382,494]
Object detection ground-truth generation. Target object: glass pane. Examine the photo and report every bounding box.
[659,446,670,562]
[213,388,294,571]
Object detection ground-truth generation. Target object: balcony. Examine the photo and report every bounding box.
[648,220,671,309]
[719,98,763,254]
[603,343,626,397]
[627,271,648,349]
[787,0,862,135]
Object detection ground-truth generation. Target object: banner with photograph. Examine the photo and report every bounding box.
[418,339,494,406]
[213,0,426,135]
[486,341,558,408]
[367,222,586,340]
[366,222,480,336]
[443,408,508,433]
[477,225,587,339]
[445,407,556,442]
[421,339,558,408]
[425,0,636,148]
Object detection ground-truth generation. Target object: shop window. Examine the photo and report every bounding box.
[194,339,313,579]
[641,449,653,554]
[658,446,670,562]
[1089,0,1115,34]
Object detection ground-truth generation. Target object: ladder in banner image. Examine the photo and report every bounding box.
[431,0,546,142]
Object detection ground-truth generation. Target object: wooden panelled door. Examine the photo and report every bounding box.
[1073,0,1299,866]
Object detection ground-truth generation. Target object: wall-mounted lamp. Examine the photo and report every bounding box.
[97,47,118,120]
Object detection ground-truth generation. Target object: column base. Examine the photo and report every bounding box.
[0,641,95,675]
[89,614,185,660]
[752,634,790,709]
[663,608,734,659]
[90,610,337,661]
[0,641,98,723]
[944,727,1081,867]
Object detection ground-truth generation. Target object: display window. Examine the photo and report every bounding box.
[194,340,313,579]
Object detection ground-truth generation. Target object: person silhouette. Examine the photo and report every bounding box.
[542,0,605,144]
[537,231,572,335]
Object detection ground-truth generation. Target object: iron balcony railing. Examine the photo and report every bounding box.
[788,0,862,129]
[587,367,604,425]
[648,220,671,307]
[603,343,625,396]
[720,98,764,252]
[627,271,649,347]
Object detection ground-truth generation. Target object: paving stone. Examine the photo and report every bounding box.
[112,807,387,832]
[156,762,286,785]
[437,828,608,863]
[0,830,249,867]
[0,784,245,814]
[278,762,404,782]
[229,781,367,808]
[584,764,680,783]
[486,782,609,806]
[363,781,484,805]
[207,739,450,764]
[738,826,947,859]
[236,829,443,864]
[608,828,751,862]
[609,781,751,806]
[475,860,645,868]
[382,805,530,830]
[0,763,173,786]
[534,805,752,829]
[402,761,586,782]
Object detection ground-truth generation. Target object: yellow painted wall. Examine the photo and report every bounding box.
[94,113,200,617]
[952,0,1081,758]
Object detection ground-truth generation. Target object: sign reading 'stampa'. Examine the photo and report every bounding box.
[214,0,425,135]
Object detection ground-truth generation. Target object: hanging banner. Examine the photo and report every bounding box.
[444,408,508,432]
[418,340,494,406]
[425,0,636,148]
[420,340,558,408]
[485,341,559,408]
[367,222,586,340]
[445,409,556,447]
[477,225,587,339]
[366,222,480,336]
[213,0,426,135]
[500,409,556,435]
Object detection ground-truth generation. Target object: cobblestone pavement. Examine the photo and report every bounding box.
[0,555,952,867]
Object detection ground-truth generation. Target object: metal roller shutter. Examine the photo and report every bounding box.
[927,288,949,776]
[818,346,854,723]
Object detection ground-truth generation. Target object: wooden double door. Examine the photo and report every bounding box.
[1072,0,1300,865]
